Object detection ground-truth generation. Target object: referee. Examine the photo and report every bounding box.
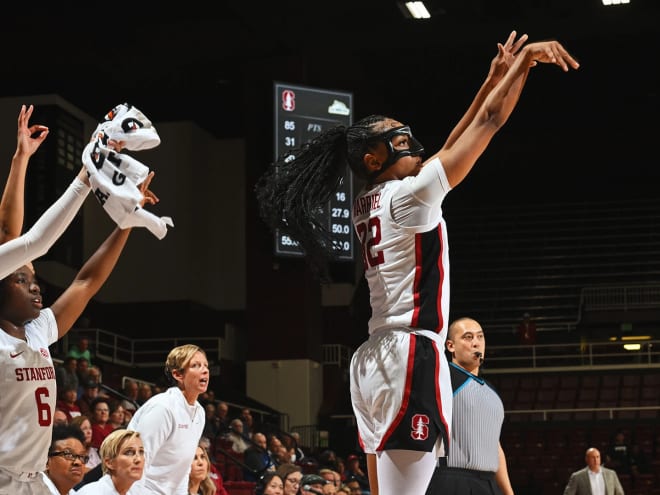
[425,317,514,495]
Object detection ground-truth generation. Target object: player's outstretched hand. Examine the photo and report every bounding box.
[16,104,49,158]
[523,40,580,71]
[489,30,529,81]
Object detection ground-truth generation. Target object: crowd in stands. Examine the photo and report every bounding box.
[47,345,377,495]
[47,339,659,495]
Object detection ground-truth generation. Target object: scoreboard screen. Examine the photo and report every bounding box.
[273,82,354,261]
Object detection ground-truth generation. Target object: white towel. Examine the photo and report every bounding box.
[82,103,173,240]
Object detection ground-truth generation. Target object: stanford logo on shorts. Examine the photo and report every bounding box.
[410,414,430,441]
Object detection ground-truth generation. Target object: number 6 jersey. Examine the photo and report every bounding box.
[0,309,58,475]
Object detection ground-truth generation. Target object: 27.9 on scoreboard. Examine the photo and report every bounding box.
[273,82,354,261]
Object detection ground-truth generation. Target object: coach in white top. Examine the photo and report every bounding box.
[128,345,208,495]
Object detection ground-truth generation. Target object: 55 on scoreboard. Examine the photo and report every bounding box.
[273,82,354,261]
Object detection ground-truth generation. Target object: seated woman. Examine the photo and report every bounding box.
[76,429,146,495]
[189,442,229,495]
[69,415,102,473]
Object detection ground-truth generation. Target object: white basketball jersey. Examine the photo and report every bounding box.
[0,309,58,474]
[352,157,452,337]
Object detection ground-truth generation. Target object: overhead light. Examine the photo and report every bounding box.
[602,0,630,5]
[623,343,641,351]
[621,335,652,341]
[403,1,431,19]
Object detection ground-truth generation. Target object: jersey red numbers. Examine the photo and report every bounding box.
[35,386,51,427]
[356,217,385,268]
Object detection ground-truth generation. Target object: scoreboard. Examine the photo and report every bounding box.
[273,82,354,261]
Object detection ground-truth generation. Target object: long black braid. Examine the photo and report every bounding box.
[255,115,388,281]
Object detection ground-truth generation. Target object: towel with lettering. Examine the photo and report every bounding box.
[82,103,173,239]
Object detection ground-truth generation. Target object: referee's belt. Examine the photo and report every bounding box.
[437,458,495,480]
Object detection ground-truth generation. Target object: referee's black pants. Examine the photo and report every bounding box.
[425,460,502,495]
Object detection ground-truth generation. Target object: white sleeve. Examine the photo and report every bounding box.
[390,157,451,228]
[129,403,174,469]
[0,177,89,279]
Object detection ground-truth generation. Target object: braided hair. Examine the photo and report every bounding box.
[255,115,388,281]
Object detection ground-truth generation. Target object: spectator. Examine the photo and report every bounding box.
[317,450,338,472]
[204,400,230,441]
[335,457,346,483]
[239,408,255,439]
[343,455,369,494]
[189,443,221,495]
[272,445,292,468]
[258,473,284,495]
[215,401,231,434]
[42,424,87,495]
[337,486,351,495]
[85,365,103,386]
[275,463,303,495]
[516,312,537,345]
[267,435,286,468]
[225,418,250,453]
[203,402,218,439]
[56,356,79,394]
[76,429,146,495]
[199,436,229,495]
[563,447,624,495]
[319,468,342,489]
[244,432,276,482]
[108,401,127,430]
[76,380,101,417]
[69,415,102,473]
[55,384,82,423]
[344,478,362,495]
[90,397,114,449]
[606,429,631,474]
[136,382,153,406]
[53,409,69,427]
[119,379,139,416]
[301,474,329,495]
[282,432,305,463]
[74,357,91,398]
[322,481,338,495]
[67,336,93,367]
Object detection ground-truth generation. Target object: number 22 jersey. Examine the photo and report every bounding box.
[352,157,452,337]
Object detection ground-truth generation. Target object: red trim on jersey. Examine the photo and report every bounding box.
[436,227,445,333]
[376,334,416,451]
[411,233,423,327]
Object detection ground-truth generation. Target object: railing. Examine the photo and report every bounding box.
[326,340,660,372]
[581,284,660,310]
[484,339,660,372]
[57,327,659,376]
[57,328,224,368]
[505,405,660,421]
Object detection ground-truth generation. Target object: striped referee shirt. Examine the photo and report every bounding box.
[446,362,504,472]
